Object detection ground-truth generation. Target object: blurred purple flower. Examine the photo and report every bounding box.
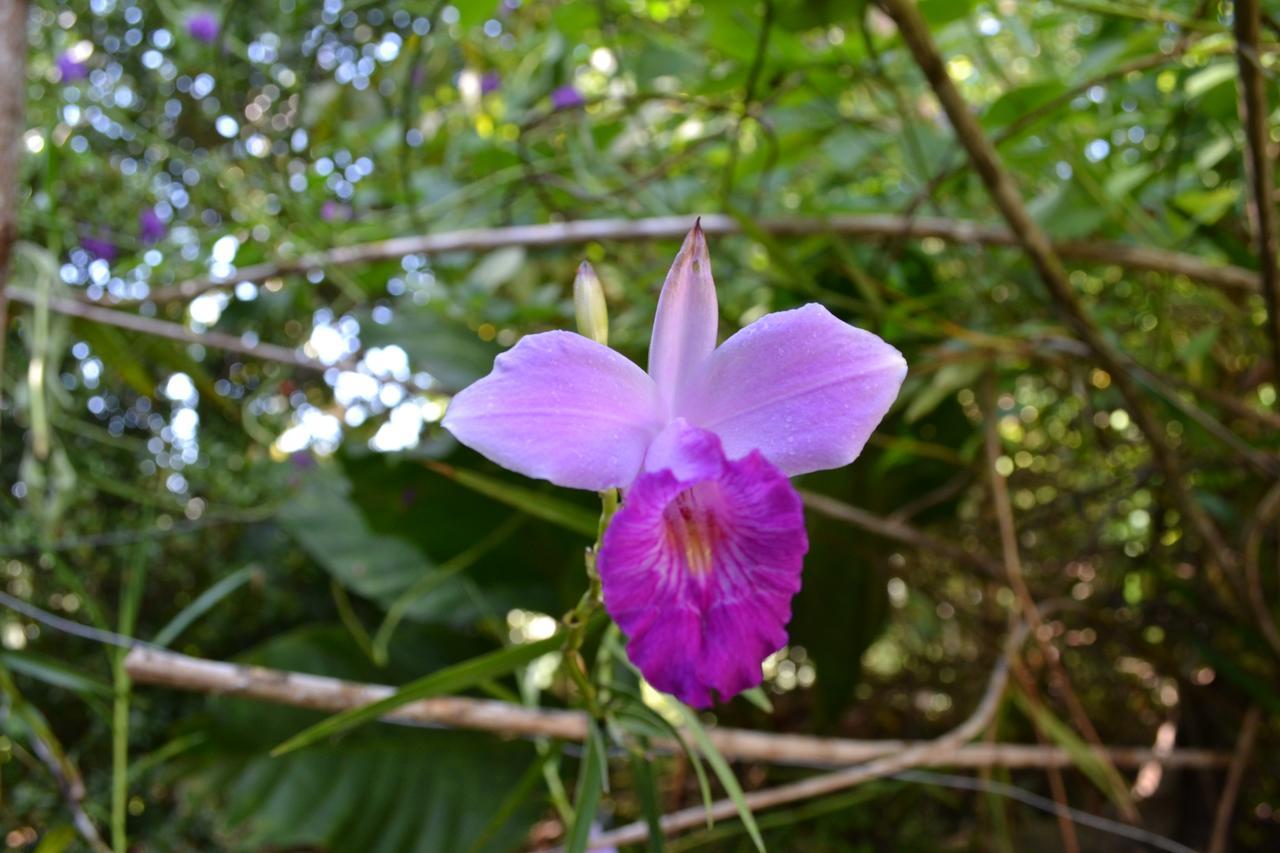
[550,84,585,111]
[320,200,352,222]
[56,52,88,82]
[80,234,117,263]
[411,63,427,87]
[480,72,501,95]
[187,11,220,44]
[289,451,316,471]
[138,207,167,244]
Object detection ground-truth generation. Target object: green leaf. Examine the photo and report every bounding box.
[677,705,765,853]
[1173,186,1239,225]
[565,720,607,853]
[424,462,598,538]
[0,650,112,699]
[1185,62,1235,98]
[629,746,666,853]
[1012,690,1135,815]
[152,565,259,648]
[358,305,500,390]
[279,466,479,624]
[271,632,563,756]
[190,627,541,853]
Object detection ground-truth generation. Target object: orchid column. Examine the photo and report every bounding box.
[444,222,907,707]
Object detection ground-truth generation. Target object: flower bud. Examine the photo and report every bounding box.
[573,261,609,346]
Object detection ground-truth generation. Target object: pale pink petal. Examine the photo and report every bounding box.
[442,331,663,491]
[648,222,718,414]
[679,304,907,477]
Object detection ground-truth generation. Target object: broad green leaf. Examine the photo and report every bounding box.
[279,466,479,624]
[190,627,541,853]
[1185,62,1235,98]
[272,632,563,756]
[1173,187,1239,225]
[359,306,500,390]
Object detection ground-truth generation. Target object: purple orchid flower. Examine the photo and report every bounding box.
[442,223,906,707]
[550,84,585,111]
[139,207,167,244]
[187,11,220,44]
[480,72,502,95]
[57,52,89,82]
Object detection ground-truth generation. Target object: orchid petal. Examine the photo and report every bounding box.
[442,331,663,491]
[679,304,907,477]
[648,222,717,414]
[599,421,807,707]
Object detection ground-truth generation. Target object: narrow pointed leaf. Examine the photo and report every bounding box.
[678,704,765,853]
[271,633,563,756]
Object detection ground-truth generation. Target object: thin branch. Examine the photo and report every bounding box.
[5,286,338,373]
[138,214,1262,304]
[799,488,1004,576]
[878,0,1240,600]
[720,0,773,205]
[1244,479,1280,656]
[896,770,1196,853]
[584,623,1030,849]
[983,375,1139,822]
[1207,706,1262,853]
[0,0,29,448]
[1235,0,1280,386]
[118,645,1230,772]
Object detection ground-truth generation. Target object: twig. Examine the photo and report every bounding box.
[1009,659,1081,853]
[798,488,1003,576]
[878,0,1240,602]
[0,0,28,449]
[1244,479,1280,656]
[982,375,1139,822]
[118,645,1230,771]
[896,770,1196,853]
[584,623,1031,849]
[137,214,1261,304]
[1207,706,1262,853]
[1235,0,1280,386]
[5,287,338,373]
[720,0,773,205]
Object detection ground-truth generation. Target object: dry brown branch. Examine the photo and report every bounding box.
[5,287,337,373]
[878,0,1240,601]
[1235,0,1280,384]
[799,488,1003,576]
[1009,658,1080,853]
[139,214,1261,304]
[582,624,1030,849]
[982,375,1139,822]
[0,0,28,447]
[1207,706,1262,853]
[1244,479,1280,656]
[122,645,1229,772]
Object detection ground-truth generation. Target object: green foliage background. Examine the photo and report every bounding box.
[2,0,1279,850]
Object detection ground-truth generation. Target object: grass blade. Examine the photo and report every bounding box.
[152,565,258,649]
[271,633,563,756]
[565,720,607,853]
[424,461,597,537]
[629,745,666,853]
[677,704,765,853]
